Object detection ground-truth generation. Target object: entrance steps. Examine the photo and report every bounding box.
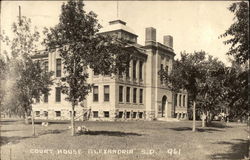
[157,117,180,122]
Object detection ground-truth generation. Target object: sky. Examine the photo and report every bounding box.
[1,1,235,65]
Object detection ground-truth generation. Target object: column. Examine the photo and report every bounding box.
[169,58,173,73]
[177,113,180,119]
[136,59,139,82]
[185,94,188,108]
[123,110,126,120]
[179,94,182,107]
[176,93,179,107]
[143,61,145,81]
[184,113,187,119]
[129,59,133,81]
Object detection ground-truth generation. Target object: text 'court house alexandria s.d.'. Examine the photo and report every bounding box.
[32,19,188,121]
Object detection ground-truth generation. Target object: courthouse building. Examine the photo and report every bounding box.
[32,20,188,121]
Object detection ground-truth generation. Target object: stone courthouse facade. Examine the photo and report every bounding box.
[32,20,188,121]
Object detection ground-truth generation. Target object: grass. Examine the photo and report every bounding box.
[0,119,248,160]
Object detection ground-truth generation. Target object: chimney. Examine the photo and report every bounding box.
[145,27,156,42]
[163,35,173,48]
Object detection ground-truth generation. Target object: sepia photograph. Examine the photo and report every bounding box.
[0,0,249,160]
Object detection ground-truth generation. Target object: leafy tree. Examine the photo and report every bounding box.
[0,52,9,111]
[196,56,225,127]
[1,16,53,135]
[44,0,130,136]
[160,51,207,131]
[220,1,249,64]
[221,62,248,121]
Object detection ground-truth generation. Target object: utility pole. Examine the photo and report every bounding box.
[116,1,119,19]
[0,1,1,29]
[19,5,22,26]
[18,5,35,136]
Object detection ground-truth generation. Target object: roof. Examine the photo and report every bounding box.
[99,19,137,36]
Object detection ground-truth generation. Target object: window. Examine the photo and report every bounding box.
[132,112,137,118]
[44,61,48,72]
[119,86,123,102]
[44,93,48,103]
[133,60,137,79]
[118,112,123,118]
[126,87,130,103]
[93,86,99,102]
[35,111,40,117]
[126,62,130,78]
[44,111,48,117]
[56,59,62,77]
[104,111,109,118]
[139,89,143,104]
[183,95,186,107]
[55,111,61,117]
[139,112,143,118]
[104,85,110,102]
[133,88,137,103]
[179,94,182,106]
[139,61,143,80]
[160,64,164,70]
[165,65,169,74]
[126,112,130,118]
[93,111,98,118]
[55,87,61,102]
[69,111,76,117]
[174,94,177,106]
[160,64,164,83]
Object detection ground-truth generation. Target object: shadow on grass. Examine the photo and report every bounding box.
[0,136,34,146]
[81,130,142,137]
[0,130,19,133]
[0,129,67,146]
[0,120,23,125]
[38,129,67,136]
[169,127,224,133]
[211,139,249,159]
[207,122,232,128]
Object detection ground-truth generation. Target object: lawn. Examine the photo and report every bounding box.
[0,119,248,160]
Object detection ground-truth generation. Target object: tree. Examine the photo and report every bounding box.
[220,1,249,64]
[44,0,130,136]
[196,56,226,127]
[221,62,248,121]
[0,52,9,112]
[0,16,53,135]
[160,51,207,131]
[15,58,53,131]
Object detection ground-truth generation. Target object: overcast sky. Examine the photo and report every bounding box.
[1,1,235,65]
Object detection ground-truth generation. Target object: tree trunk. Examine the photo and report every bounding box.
[31,110,35,136]
[247,115,250,158]
[24,112,29,124]
[201,112,206,128]
[226,107,229,123]
[71,105,75,136]
[192,101,196,132]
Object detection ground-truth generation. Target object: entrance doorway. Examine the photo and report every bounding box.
[159,96,167,117]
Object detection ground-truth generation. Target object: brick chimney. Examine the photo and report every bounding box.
[163,35,173,48]
[145,27,156,42]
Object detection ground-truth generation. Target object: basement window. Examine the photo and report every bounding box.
[139,112,143,119]
[35,111,40,117]
[126,112,130,118]
[104,111,109,118]
[118,112,123,118]
[55,111,61,117]
[93,111,99,118]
